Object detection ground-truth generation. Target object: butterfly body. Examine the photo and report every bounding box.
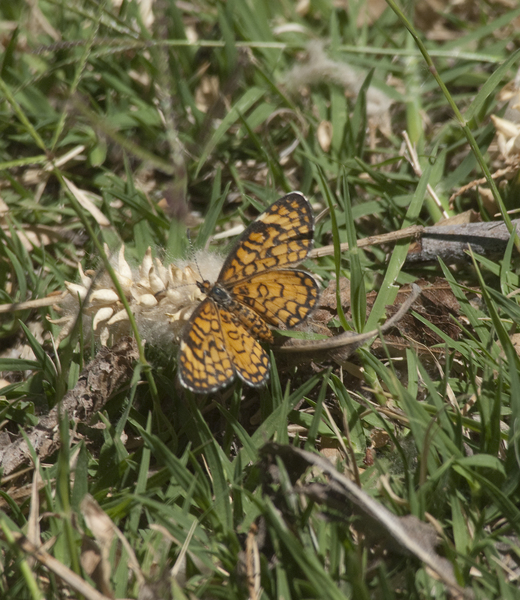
[178,192,320,393]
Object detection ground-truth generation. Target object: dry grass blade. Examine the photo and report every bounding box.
[5,532,115,600]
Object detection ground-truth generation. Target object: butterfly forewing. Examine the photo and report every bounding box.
[217,192,314,286]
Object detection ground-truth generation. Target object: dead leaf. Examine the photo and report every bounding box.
[260,442,473,599]
[63,177,110,227]
[195,75,220,113]
[275,283,422,363]
[317,120,333,152]
[6,531,113,600]
[81,495,115,598]
[436,210,480,227]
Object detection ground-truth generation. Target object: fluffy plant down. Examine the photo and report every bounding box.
[52,246,225,348]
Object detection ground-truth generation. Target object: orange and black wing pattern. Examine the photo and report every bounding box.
[230,269,320,330]
[178,298,270,393]
[178,299,235,392]
[178,192,320,394]
[217,192,315,285]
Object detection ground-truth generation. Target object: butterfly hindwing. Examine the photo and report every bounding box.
[219,307,270,387]
[178,298,235,393]
[230,269,320,329]
[179,298,271,393]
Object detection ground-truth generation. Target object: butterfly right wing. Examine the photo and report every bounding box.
[217,192,314,286]
[231,269,320,329]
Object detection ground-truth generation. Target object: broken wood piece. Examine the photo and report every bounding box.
[406,219,520,263]
[0,337,138,478]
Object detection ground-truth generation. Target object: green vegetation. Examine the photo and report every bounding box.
[1,1,520,598]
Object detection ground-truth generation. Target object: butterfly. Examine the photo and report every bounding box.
[178,192,320,393]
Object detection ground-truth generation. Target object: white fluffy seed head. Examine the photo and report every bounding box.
[56,246,223,348]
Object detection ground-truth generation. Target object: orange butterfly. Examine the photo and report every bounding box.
[178,192,320,393]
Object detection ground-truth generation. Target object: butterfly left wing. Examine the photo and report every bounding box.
[230,269,320,329]
[217,192,314,286]
[178,297,270,393]
[178,298,235,393]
